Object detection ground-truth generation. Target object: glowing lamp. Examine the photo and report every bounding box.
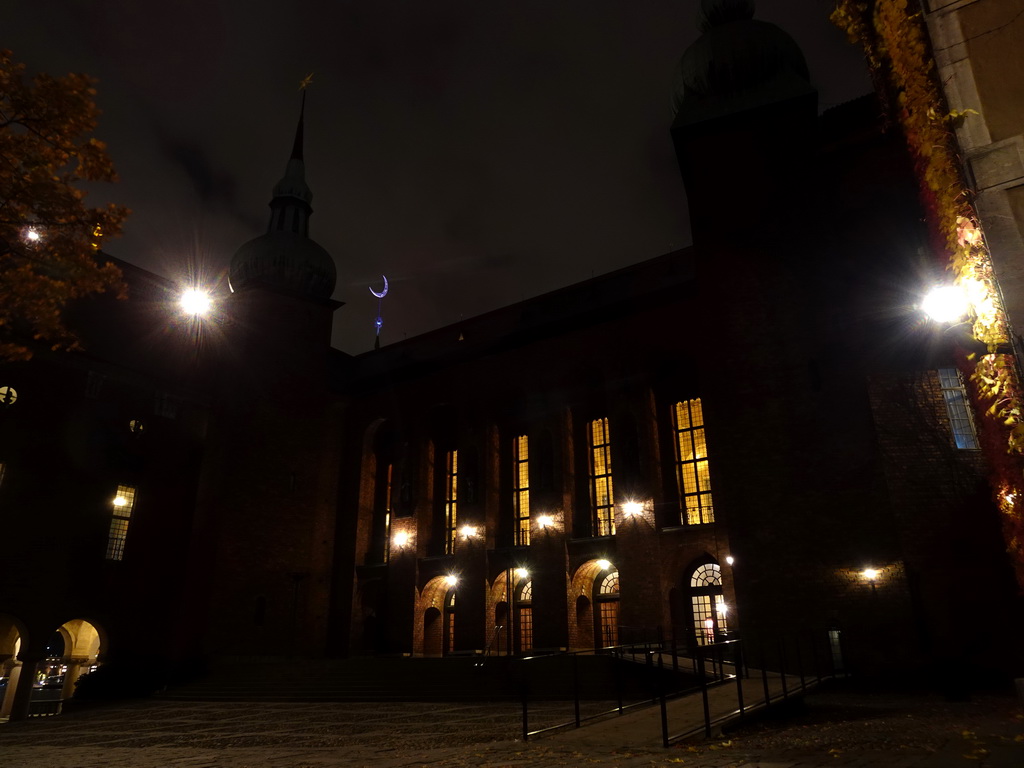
[392,531,410,548]
[180,288,212,316]
[725,556,735,566]
[719,603,729,615]
[622,501,643,517]
[112,496,127,507]
[536,514,554,529]
[596,559,611,571]
[445,574,458,587]
[862,568,880,581]
[459,524,479,539]
[24,227,41,243]
[514,567,529,579]
[921,285,969,323]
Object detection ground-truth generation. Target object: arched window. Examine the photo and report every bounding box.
[596,570,620,648]
[445,590,456,654]
[689,563,728,645]
[673,399,714,525]
[516,579,533,652]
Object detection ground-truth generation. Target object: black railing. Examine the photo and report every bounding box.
[518,627,849,746]
[518,631,678,740]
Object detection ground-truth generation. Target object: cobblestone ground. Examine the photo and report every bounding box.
[0,691,1021,767]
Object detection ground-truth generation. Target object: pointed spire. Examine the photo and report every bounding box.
[269,92,313,233]
[290,90,306,162]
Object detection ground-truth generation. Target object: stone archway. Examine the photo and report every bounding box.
[0,613,27,718]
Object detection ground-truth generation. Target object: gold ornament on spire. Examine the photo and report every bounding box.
[299,72,314,91]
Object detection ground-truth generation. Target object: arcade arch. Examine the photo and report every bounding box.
[569,560,619,650]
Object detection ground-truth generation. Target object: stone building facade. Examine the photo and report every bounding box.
[1,1,1022,721]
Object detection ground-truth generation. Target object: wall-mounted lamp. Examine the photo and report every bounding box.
[459,524,479,539]
[392,531,411,549]
[596,559,611,571]
[725,555,735,566]
[622,501,643,517]
[445,574,458,587]
[536,514,554,530]
[514,567,529,579]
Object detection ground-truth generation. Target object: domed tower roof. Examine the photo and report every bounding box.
[672,0,812,124]
[229,93,337,301]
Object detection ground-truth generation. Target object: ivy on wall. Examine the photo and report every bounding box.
[833,0,1024,589]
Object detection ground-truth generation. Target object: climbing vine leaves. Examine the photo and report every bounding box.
[833,1,1024,587]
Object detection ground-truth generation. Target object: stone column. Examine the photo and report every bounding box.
[8,656,39,721]
[0,661,21,717]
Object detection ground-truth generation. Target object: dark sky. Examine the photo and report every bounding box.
[8,0,870,355]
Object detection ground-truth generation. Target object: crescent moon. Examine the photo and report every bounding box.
[369,275,389,299]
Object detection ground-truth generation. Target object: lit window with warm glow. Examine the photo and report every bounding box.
[938,368,979,450]
[589,417,615,536]
[105,484,137,561]
[445,450,458,554]
[690,563,727,646]
[597,570,620,647]
[673,399,714,525]
[517,579,533,652]
[513,434,530,546]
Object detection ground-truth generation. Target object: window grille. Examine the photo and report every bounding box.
[673,399,714,524]
[589,418,615,536]
[938,368,979,449]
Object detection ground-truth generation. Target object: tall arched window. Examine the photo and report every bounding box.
[673,399,714,525]
[596,570,620,648]
[445,590,456,654]
[689,563,728,645]
[516,579,533,652]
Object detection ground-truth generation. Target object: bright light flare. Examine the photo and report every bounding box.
[514,567,529,579]
[445,574,458,587]
[392,531,410,548]
[459,524,479,539]
[113,496,127,507]
[725,555,735,566]
[23,227,41,243]
[180,288,212,316]
[862,568,880,581]
[536,514,554,529]
[622,501,643,517]
[921,285,969,323]
[596,559,611,571]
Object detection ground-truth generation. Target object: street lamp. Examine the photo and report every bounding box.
[180,288,212,316]
[921,285,969,324]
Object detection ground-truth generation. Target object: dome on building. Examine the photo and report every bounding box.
[672,1,811,118]
[229,230,337,300]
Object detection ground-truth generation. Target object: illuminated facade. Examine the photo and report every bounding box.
[1,1,1022,721]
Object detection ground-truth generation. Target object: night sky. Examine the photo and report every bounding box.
[8,1,870,355]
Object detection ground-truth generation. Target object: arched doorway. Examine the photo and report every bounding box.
[424,608,442,656]
[595,570,620,648]
[444,590,456,654]
[689,562,728,645]
[515,580,533,653]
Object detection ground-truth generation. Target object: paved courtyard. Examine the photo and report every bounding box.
[0,689,1021,767]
